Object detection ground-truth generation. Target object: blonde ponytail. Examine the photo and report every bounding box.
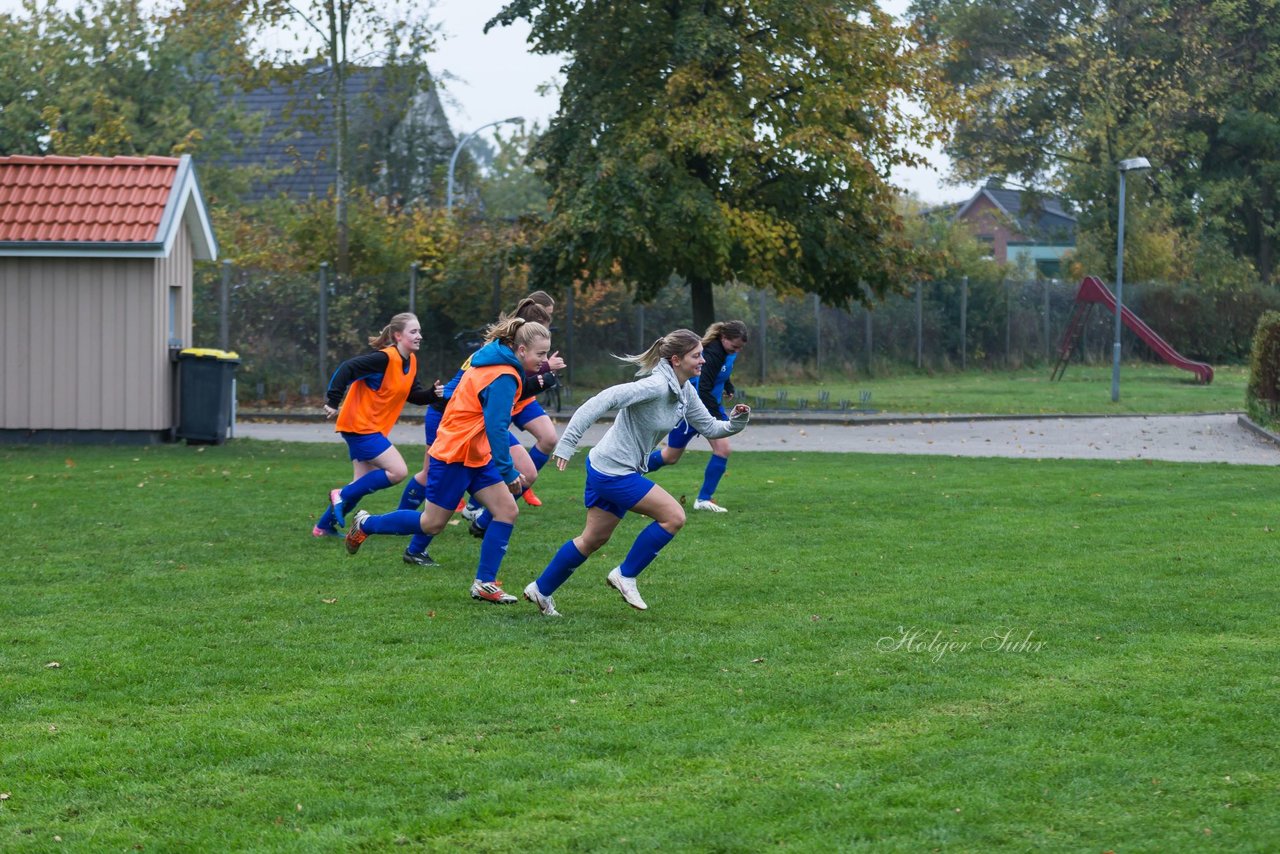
[485,317,551,350]
[616,329,702,376]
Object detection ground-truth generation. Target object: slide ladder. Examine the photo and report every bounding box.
[1051,276,1213,384]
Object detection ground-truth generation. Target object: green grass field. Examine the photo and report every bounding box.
[3,441,1277,851]
[724,364,1250,416]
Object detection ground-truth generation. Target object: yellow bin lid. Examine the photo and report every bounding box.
[179,347,240,360]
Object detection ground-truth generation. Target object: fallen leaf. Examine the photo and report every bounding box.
[427,611,436,618]
[45,661,60,669]
[322,598,337,605]
[64,458,75,468]
[0,792,9,800]
[751,658,765,664]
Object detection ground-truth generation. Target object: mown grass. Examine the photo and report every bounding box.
[2,441,1277,851]
[728,364,1250,416]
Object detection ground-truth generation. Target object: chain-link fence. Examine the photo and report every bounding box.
[193,262,1277,408]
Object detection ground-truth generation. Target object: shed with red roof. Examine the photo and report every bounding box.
[0,154,217,442]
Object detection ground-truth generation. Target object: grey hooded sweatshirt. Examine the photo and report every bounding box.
[554,360,750,477]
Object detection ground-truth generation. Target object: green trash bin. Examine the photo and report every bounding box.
[176,348,240,444]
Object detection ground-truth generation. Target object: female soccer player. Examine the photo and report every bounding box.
[645,320,748,512]
[522,329,751,617]
[396,294,564,565]
[313,312,441,537]
[345,318,551,604]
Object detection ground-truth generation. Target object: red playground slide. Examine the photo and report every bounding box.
[1053,276,1213,384]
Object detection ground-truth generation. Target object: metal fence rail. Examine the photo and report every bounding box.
[193,263,1261,406]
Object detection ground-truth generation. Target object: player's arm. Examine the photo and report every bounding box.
[324,351,390,415]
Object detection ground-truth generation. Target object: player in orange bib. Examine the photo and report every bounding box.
[313,313,442,537]
[345,317,551,604]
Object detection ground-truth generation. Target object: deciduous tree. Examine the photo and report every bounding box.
[489,0,951,330]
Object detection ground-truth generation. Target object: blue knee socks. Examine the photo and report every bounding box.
[407,531,434,554]
[341,469,394,514]
[361,509,425,536]
[398,474,427,510]
[646,449,666,472]
[535,540,589,595]
[529,446,551,471]
[619,521,675,578]
[475,521,514,583]
[698,455,728,501]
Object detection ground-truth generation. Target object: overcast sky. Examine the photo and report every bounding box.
[0,0,964,204]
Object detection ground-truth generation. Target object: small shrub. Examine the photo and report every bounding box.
[1245,311,1280,425]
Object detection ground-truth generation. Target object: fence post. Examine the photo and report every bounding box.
[916,280,924,369]
[409,261,419,316]
[864,299,874,376]
[565,283,575,387]
[219,260,231,352]
[1043,277,1051,363]
[318,262,329,391]
[491,255,503,320]
[1004,277,1012,367]
[960,275,968,371]
[813,292,821,378]
[757,288,767,385]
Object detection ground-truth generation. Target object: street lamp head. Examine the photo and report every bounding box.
[1117,156,1151,172]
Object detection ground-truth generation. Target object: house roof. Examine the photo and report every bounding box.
[220,66,455,204]
[954,179,1077,242]
[0,154,217,260]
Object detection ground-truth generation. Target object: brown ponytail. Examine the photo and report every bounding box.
[368,312,418,349]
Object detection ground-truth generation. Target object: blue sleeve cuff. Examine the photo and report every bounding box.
[481,375,520,482]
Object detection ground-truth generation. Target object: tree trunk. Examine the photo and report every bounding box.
[689,276,715,334]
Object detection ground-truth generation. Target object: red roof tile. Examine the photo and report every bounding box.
[0,155,182,244]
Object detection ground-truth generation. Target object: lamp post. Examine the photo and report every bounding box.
[1111,156,1152,402]
[446,116,524,213]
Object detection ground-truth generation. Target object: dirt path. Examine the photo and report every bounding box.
[233,413,1280,466]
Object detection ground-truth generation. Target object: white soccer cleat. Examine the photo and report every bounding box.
[606,567,648,611]
[460,503,483,523]
[693,498,728,513]
[523,581,562,617]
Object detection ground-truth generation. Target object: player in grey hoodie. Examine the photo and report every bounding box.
[522,329,751,616]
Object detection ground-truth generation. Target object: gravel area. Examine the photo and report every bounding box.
[233,413,1280,466]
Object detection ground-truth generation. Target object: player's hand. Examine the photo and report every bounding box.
[508,474,527,495]
[555,456,570,471]
[432,379,444,396]
[547,351,567,372]
[724,391,735,401]
[731,403,751,417]
[323,404,338,419]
